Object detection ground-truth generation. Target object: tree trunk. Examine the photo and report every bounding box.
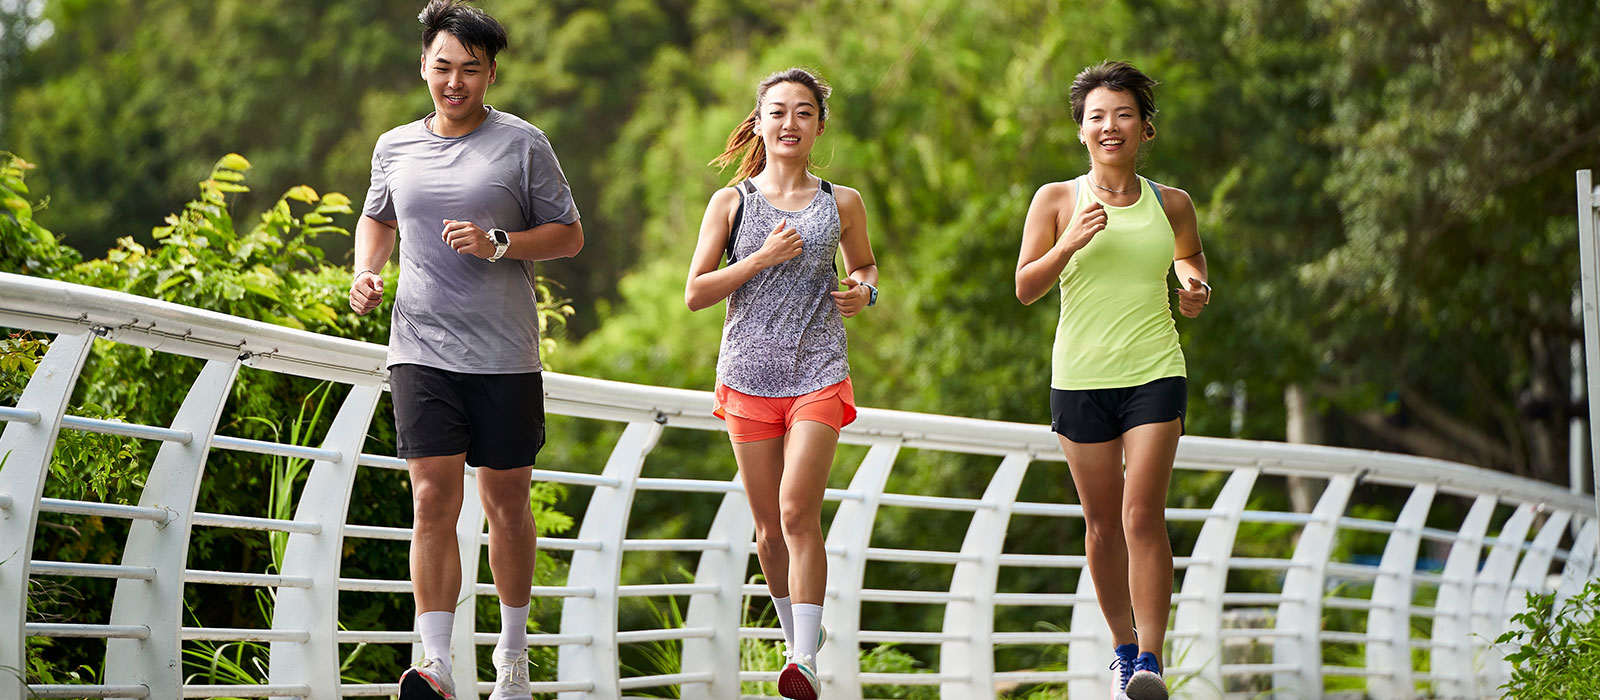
[1285,384,1321,514]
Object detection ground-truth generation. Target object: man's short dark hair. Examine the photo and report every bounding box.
[419,0,508,64]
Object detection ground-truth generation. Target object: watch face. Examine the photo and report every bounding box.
[492,229,510,245]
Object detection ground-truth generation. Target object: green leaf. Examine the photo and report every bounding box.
[284,185,319,204]
[319,192,352,209]
[294,303,339,326]
[155,274,186,295]
[218,153,251,171]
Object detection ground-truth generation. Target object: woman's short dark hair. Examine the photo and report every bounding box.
[419,0,508,63]
[1069,61,1159,125]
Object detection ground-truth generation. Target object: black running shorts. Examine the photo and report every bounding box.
[1050,376,1187,444]
[389,363,546,469]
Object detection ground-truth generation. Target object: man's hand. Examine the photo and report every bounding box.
[350,270,384,315]
[442,219,495,259]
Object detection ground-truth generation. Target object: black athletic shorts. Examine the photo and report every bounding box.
[1050,376,1187,444]
[389,363,546,469]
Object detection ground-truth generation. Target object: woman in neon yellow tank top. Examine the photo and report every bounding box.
[1015,61,1210,700]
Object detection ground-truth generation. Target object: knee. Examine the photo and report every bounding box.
[753,519,786,553]
[485,502,532,533]
[412,482,462,526]
[1122,501,1168,543]
[779,500,820,540]
[1083,511,1125,550]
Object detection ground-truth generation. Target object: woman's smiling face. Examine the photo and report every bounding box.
[758,81,825,161]
[1079,86,1149,164]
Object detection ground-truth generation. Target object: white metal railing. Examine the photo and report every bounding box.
[0,272,1595,700]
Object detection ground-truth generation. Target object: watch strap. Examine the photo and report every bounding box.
[487,228,509,262]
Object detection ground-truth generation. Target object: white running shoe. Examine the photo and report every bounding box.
[487,647,532,700]
[778,653,821,700]
[398,657,455,700]
[783,623,829,660]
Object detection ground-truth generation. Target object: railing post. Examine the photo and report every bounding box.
[443,466,487,698]
[1555,517,1597,609]
[1365,483,1434,700]
[1272,473,1354,695]
[1172,466,1259,695]
[683,474,754,700]
[557,421,661,700]
[105,358,241,699]
[1067,516,1111,699]
[268,383,382,700]
[1577,169,1600,520]
[1430,494,1496,699]
[819,442,900,698]
[939,452,1030,700]
[1468,503,1534,693]
[0,332,93,700]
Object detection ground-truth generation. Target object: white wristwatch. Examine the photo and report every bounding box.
[487,228,509,262]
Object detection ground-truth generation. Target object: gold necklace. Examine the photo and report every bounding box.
[1088,172,1139,195]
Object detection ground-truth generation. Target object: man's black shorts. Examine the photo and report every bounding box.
[1050,376,1187,444]
[390,364,546,469]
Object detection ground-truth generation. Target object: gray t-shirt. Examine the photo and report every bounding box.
[364,107,579,373]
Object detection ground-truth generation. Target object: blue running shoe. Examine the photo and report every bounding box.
[1125,652,1167,700]
[1109,641,1140,698]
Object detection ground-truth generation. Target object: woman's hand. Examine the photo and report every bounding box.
[751,217,802,269]
[832,277,870,317]
[1174,276,1210,318]
[1061,201,1107,252]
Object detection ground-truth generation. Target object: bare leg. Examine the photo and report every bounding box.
[409,454,467,612]
[477,465,537,607]
[1120,419,1180,658]
[733,435,791,596]
[1058,434,1137,647]
[779,421,840,605]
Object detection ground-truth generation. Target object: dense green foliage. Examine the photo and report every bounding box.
[10,0,1597,477]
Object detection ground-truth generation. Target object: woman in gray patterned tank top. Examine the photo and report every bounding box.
[685,68,878,700]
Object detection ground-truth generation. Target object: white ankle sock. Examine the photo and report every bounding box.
[498,602,530,653]
[771,594,796,648]
[792,603,823,661]
[417,610,454,673]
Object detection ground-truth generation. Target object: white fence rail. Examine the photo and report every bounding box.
[0,272,1595,700]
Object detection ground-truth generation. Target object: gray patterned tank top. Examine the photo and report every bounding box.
[716,178,850,397]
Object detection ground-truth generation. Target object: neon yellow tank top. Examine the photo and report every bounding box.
[1051,176,1186,390]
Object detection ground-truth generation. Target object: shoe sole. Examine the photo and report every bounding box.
[777,665,819,700]
[1125,672,1167,700]
[400,669,452,700]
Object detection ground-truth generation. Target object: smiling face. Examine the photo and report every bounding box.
[1078,86,1151,166]
[421,31,495,130]
[757,81,825,162]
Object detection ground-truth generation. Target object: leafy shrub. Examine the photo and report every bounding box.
[1497,578,1600,699]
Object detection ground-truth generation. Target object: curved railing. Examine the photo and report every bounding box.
[0,272,1594,700]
